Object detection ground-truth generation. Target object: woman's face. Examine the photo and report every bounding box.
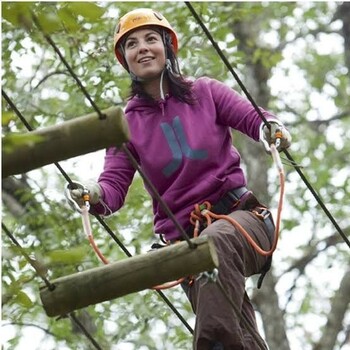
[124,28,166,80]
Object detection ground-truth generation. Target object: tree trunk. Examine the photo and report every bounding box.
[252,270,291,350]
[334,2,350,78]
[313,268,350,350]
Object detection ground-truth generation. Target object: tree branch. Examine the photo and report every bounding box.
[2,321,56,337]
[32,70,71,89]
[285,230,349,275]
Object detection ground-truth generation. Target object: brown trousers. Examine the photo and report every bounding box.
[183,209,273,350]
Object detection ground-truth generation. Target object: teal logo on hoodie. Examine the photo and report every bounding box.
[160,116,208,177]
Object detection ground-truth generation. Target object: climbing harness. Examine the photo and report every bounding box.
[191,149,283,257]
[152,138,285,291]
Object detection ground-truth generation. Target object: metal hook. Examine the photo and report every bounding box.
[65,181,89,213]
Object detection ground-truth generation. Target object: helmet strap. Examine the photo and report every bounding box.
[159,69,166,100]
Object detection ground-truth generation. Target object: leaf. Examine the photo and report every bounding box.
[1,111,16,127]
[47,246,88,264]
[15,290,33,308]
[36,12,63,34]
[57,7,80,32]
[66,2,105,21]
[1,2,32,27]
[2,133,45,153]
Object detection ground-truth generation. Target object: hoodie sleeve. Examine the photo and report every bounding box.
[204,77,278,141]
[91,143,136,215]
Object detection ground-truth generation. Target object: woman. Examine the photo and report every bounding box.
[70,8,291,350]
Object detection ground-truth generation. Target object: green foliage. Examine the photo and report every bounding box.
[2,132,44,153]
[46,246,88,264]
[2,2,350,350]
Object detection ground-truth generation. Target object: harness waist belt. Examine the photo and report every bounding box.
[169,187,250,243]
[211,186,249,215]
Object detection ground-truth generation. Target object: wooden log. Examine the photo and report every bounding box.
[40,235,219,317]
[2,106,129,178]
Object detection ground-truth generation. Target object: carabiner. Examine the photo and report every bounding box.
[65,181,90,213]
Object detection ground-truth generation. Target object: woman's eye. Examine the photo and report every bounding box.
[147,36,157,42]
[126,41,136,49]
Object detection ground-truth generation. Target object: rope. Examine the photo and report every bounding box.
[185,1,350,249]
[68,313,103,350]
[191,144,284,258]
[81,206,109,264]
[94,215,194,333]
[185,2,271,130]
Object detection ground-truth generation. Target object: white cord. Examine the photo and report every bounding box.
[160,69,165,100]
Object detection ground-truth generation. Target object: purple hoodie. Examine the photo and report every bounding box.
[93,77,276,241]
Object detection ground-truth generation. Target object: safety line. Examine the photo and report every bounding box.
[185,1,350,249]
[2,91,194,334]
[185,2,271,129]
[2,223,103,350]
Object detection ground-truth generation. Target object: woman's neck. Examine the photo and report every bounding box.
[143,75,169,101]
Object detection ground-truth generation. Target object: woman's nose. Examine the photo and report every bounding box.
[138,40,149,53]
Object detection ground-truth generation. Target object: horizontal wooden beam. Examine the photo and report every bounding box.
[2,106,129,178]
[40,235,219,317]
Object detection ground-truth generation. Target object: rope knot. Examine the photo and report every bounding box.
[190,201,212,224]
[190,201,213,237]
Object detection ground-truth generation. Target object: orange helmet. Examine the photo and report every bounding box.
[114,8,178,68]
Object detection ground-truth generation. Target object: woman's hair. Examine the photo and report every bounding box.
[128,30,197,104]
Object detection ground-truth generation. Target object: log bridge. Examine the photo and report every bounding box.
[40,236,219,317]
[2,106,129,178]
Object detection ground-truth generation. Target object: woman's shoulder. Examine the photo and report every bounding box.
[193,76,212,85]
[193,76,225,88]
[192,76,228,94]
[125,95,155,114]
